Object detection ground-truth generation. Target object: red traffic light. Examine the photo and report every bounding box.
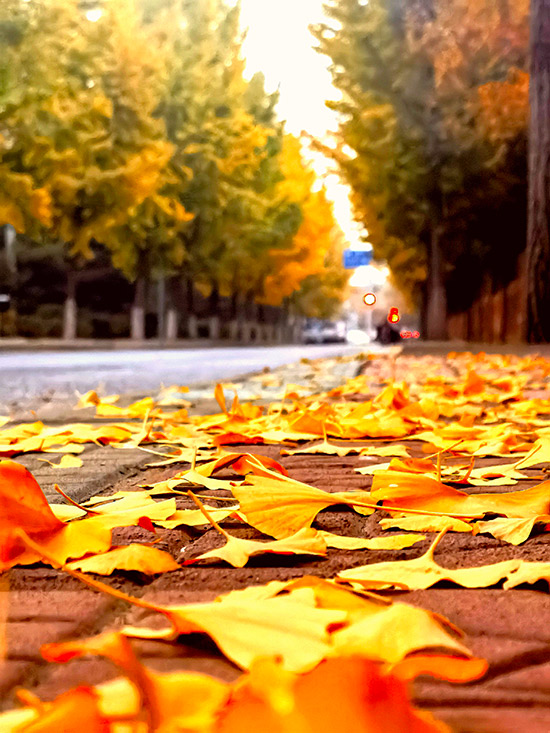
[388,307,400,324]
[363,292,376,306]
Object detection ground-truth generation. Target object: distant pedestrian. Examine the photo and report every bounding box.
[376,321,400,344]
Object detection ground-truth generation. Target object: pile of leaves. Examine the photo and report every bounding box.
[2,350,550,730]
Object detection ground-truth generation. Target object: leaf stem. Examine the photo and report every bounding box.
[345,497,480,519]
[14,530,165,614]
[187,491,230,538]
[53,484,100,516]
[424,529,448,560]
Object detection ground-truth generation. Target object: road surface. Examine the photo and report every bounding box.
[0,343,375,409]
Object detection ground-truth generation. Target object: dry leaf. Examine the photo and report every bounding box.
[41,630,229,731]
[216,657,448,733]
[155,507,237,529]
[65,544,180,575]
[0,459,65,569]
[123,594,347,672]
[186,527,327,568]
[232,475,375,538]
[318,531,426,551]
[337,532,520,590]
[379,516,475,534]
[38,454,83,469]
[281,439,363,457]
[474,516,544,545]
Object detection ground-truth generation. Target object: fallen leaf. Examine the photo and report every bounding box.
[123,594,347,673]
[183,493,326,567]
[41,630,229,731]
[38,454,83,469]
[474,517,544,545]
[155,507,238,529]
[337,532,520,590]
[0,459,65,569]
[216,657,448,733]
[330,602,470,662]
[318,531,426,551]
[13,686,111,732]
[281,438,363,457]
[187,527,327,568]
[65,544,180,575]
[232,475,375,538]
[379,516,475,534]
[358,444,411,459]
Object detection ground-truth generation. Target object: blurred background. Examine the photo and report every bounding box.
[0,0,537,347]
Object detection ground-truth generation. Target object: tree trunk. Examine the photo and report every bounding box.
[63,270,77,340]
[425,218,447,340]
[527,0,550,342]
[165,277,181,342]
[156,276,166,343]
[208,283,219,315]
[131,277,147,340]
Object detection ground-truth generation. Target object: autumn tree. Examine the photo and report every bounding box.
[312,0,529,337]
[142,0,309,334]
[0,0,191,338]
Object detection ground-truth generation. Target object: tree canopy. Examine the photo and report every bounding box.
[312,0,529,320]
[0,0,349,320]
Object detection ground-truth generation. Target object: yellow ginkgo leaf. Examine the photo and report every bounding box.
[183,492,326,567]
[474,516,547,545]
[186,527,327,568]
[232,475,376,538]
[155,507,237,529]
[379,516,475,534]
[317,531,426,551]
[337,532,520,590]
[65,544,180,575]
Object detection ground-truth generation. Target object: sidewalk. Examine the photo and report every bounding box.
[2,348,550,732]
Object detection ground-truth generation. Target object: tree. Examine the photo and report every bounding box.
[312,0,529,337]
[0,0,191,338]
[526,0,550,342]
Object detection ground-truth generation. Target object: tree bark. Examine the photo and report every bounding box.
[165,276,181,342]
[527,0,550,342]
[156,277,166,343]
[63,269,77,340]
[131,277,147,340]
[425,216,447,340]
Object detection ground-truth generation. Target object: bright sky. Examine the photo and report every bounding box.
[238,0,370,256]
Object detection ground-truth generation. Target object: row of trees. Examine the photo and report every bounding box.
[0,0,348,338]
[313,0,529,338]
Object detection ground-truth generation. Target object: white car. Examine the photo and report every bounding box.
[320,321,347,343]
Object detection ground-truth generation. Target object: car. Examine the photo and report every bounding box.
[319,320,347,343]
[303,319,324,344]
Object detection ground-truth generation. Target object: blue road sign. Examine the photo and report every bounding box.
[343,249,372,269]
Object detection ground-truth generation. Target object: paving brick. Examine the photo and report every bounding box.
[430,707,550,733]
[7,621,78,660]
[0,661,30,697]
[6,590,113,624]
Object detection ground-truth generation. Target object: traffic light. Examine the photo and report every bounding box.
[363,292,376,306]
[388,307,400,324]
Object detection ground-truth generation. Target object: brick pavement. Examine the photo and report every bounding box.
[2,351,550,732]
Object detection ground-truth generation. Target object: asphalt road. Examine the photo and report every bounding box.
[0,343,374,409]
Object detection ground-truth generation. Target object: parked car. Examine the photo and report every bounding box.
[303,319,347,344]
[319,320,347,343]
[303,319,324,344]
